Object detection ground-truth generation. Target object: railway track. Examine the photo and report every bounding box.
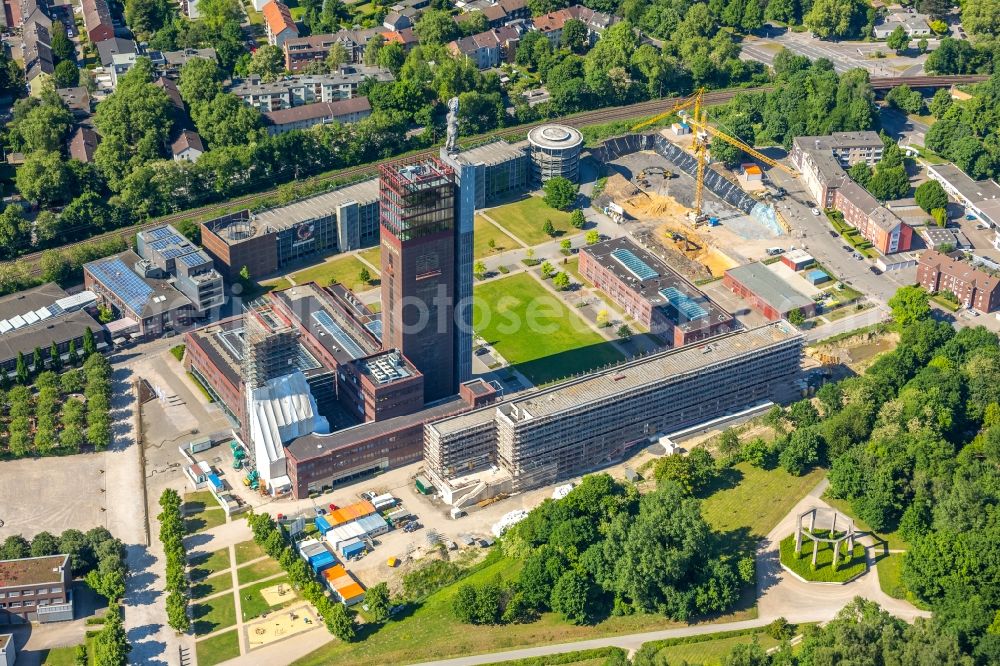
[10,74,985,275]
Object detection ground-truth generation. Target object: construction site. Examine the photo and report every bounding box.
[591,94,795,285]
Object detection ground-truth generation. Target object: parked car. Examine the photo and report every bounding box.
[315,507,326,515]
[811,208,821,216]
[361,491,377,501]
[869,266,882,275]
[328,503,338,512]
[842,245,852,252]
[829,230,838,237]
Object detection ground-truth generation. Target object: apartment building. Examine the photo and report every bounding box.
[917,249,1000,313]
[263,1,299,48]
[447,25,522,68]
[283,28,382,72]
[791,132,912,255]
[263,97,372,134]
[532,5,617,47]
[229,67,393,112]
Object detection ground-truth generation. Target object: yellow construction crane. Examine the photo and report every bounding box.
[631,89,798,222]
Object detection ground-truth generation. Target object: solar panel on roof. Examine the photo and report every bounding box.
[149,234,185,251]
[88,258,154,314]
[160,247,191,260]
[177,251,208,267]
[660,287,708,321]
[312,310,366,359]
[145,227,175,240]
[611,248,659,281]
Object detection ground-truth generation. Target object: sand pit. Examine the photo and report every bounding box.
[246,603,319,648]
[260,582,296,607]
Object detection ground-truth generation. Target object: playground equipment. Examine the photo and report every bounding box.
[244,469,259,490]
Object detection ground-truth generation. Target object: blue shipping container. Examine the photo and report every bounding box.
[341,539,366,558]
[208,473,222,490]
[315,516,332,535]
[310,550,336,572]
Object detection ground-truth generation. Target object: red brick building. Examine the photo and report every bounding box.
[724,263,816,321]
[579,238,735,347]
[917,250,1000,313]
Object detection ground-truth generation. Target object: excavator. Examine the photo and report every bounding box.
[631,88,798,223]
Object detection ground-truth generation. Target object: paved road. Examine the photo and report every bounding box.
[741,29,929,76]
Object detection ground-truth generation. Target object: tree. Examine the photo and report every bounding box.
[15,351,28,384]
[585,230,600,245]
[787,308,805,326]
[1,535,30,560]
[931,207,947,227]
[915,180,949,213]
[543,177,578,211]
[779,427,821,475]
[94,607,130,666]
[364,582,391,622]
[49,341,61,371]
[929,88,952,118]
[125,0,174,36]
[886,25,910,54]
[83,328,97,357]
[15,151,76,207]
[917,37,928,53]
[358,267,371,285]
[561,18,588,53]
[192,93,262,148]
[886,85,924,115]
[962,0,1000,38]
[73,644,88,666]
[718,428,741,457]
[616,324,633,338]
[68,339,79,366]
[198,0,241,30]
[247,45,285,82]
[53,60,80,88]
[32,347,43,374]
[325,43,350,72]
[868,166,909,201]
[550,569,592,624]
[540,261,555,278]
[804,0,869,40]
[542,219,556,237]
[377,41,406,74]
[473,260,487,280]
[166,589,190,631]
[178,58,225,106]
[570,209,585,229]
[414,9,459,45]
[888,285,931,329]
[552,272,570,290]
[848,161,872,188]
[50,21,74,63]
[30,531,59,557]
[596,309,609,327]
[9,96,73,153]
[0,205,33,259]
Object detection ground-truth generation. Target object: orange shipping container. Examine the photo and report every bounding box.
[327,500,376,526]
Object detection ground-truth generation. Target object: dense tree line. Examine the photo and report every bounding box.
[0,527,127,603]
[247,511,358,640]
[159,489,191,632]
[925,72,1000,180]
[452,473,751,627]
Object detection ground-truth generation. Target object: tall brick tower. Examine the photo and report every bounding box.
[379,158,463,403]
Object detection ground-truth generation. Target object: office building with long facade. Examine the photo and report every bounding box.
[425,322,802,498]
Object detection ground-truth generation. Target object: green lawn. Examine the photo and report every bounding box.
[484,647,629,665]
[293,552,756,666]
[485,196,578,245]
[876,551,907,599]
[192,571,234,600]
[183,490,217,513]
[185,508,228,534]
[192,593,238,635]
[701,463,827,540]
[240,575,297,621]
[358,245,382,270]
[473,273,625,385]
[190,547,232,580]
[779,533,866,583]
[40,635,96,666]
[562,257,588,285]
[639,631,783,666]
[196,629,242,666]
[475,215,522,258]
[237,557,283,586]
[234,539,266,565]
[291,254,377,292]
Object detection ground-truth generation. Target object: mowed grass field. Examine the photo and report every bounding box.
[485,196,578,245]
[196,629,241,666]
[701,463,827,540]
[473,273,624,384]
[292,552,756,666]
[474,215,522,258]
[291,254,377,292]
